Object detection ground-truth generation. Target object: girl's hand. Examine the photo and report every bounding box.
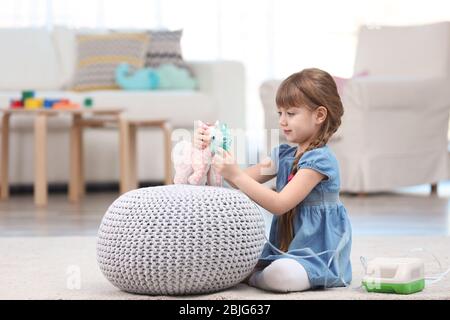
[193,122,211,149]
[212,147,242,182]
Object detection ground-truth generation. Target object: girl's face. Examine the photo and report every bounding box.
[277,105,323,144]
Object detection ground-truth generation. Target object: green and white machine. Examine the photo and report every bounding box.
[362,257,425,294]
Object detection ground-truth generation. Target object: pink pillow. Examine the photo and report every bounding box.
[333,70,369,96]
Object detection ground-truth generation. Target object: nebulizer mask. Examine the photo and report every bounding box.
[208,121,232,154]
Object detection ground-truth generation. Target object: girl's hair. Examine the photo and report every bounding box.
[275,68,344,252]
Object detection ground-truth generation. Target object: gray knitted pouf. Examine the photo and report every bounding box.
[97,184,266,295]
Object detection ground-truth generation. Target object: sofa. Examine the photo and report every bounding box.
[0,27,246,186]
[260,22,450,193]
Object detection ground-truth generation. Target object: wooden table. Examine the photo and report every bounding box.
[68,109,127,203]
[70,117,173,197]
[0,108,124,206]
[119,119,173,192]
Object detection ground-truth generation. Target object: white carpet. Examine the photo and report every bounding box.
[1,236,449,300]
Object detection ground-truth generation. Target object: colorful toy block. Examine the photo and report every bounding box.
[10,99,23,109]
[24,98,44,109]
[84,97,93,108]
[10,91,82,111]
[52,101,80,110]
[21,90,35,101]
[44,99,60,109]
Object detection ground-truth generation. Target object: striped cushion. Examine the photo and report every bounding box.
[72,33,149,91]
[145,30,189,70]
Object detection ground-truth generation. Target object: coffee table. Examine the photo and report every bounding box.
[0,108,124,206]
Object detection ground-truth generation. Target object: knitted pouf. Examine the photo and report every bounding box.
[97,184,266,295]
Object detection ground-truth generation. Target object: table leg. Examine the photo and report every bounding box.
[119,118,131,194]
[162,122,172,185]
[34,114,47,206]
[79,126,85,197]
[1,112,10,200]
[69,114,83,202]
[128,124,137,190]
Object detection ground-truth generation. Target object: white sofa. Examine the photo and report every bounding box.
[260,22,450,193]
[0,27,246,185]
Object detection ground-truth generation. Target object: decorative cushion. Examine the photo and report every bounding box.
[115,63,159,90]
[72,32,149,91]
[96,185,266,295]
[145,30,189,71]
[156,64,197,90]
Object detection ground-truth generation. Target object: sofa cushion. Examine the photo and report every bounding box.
[72,33,150,91]
[0,28,61,90]
[145,30,190,71]
[53,27,124,89]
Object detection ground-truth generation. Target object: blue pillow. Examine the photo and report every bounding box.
[116,63,197,90]
[115,63,159,90]
[155,64,197,90]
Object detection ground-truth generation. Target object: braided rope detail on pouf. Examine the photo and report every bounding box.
[97,184,266,295]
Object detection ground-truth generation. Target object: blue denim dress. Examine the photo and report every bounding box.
[259,144,352,289]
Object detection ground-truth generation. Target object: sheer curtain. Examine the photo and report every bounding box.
[1,0,450,130]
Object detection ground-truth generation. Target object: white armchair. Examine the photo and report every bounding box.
[335,22,450,192]
[260,22,450,192]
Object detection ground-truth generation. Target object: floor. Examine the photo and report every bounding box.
[1,182,450,237]
[1,181,449,300]
[2,235,449,300]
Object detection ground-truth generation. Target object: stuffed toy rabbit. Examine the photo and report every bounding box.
[173,120,228,186]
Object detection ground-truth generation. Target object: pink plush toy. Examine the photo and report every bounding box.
[173,121,222,186]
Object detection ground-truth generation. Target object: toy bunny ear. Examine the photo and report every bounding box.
[199,120,214,127]
[195,120,206,129]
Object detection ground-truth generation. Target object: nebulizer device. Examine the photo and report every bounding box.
[361,257,425,294]
[360,248,450,294]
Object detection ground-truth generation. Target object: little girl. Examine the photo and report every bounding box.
[195,68,352,292]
